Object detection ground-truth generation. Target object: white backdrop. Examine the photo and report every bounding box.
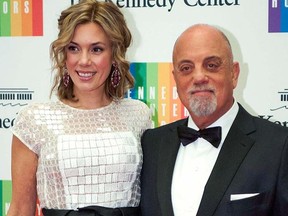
[0,0,287,213]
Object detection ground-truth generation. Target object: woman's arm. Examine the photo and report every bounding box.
[7,135,38,216]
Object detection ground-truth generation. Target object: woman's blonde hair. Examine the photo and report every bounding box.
[50,0,134,100]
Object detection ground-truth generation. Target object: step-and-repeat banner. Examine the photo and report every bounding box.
[0,0,287,215]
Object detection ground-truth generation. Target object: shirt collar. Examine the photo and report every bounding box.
[187,100,239,147]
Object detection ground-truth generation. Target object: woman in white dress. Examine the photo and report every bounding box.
[7,1,152,215]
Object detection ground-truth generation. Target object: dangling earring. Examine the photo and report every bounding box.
[111,63,121,88]
[63,67,70,88]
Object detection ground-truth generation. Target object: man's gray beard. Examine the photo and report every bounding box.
[189,96,217,117]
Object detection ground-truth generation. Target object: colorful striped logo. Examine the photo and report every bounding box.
[0,0,43,36]
[269,0,288,32]
[129,62,188,127]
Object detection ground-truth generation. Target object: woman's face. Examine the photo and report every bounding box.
[65,22,113,97]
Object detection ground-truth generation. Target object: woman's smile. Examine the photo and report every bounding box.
[76,71,97,80]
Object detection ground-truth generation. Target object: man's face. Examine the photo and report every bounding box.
[172,26,239,127]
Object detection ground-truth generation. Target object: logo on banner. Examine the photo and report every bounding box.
[128,62,188,127]
[258,88,288,127]
[270,89,288,111]
[0,87,34,107]
[0,88,34,129]
[269,0,288,32]
[70,0,240,12]
[0,0,43,36]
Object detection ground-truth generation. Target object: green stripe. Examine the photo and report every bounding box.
[134,63,147,103]
[0,180,2,215]
[0,1,11,36]
[2,180,12,216]
[146,63,158,126]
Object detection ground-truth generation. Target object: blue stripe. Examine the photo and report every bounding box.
[281,0,288,32]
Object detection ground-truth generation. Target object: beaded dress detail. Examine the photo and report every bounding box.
[11,99,151,210]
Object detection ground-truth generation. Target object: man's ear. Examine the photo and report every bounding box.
[232,62,240,89]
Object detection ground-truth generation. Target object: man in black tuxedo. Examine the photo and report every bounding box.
[140,24,288,216]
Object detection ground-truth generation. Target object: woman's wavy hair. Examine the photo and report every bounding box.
[50,0,134,100]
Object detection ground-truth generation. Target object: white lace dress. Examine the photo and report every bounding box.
[11,98,152,210]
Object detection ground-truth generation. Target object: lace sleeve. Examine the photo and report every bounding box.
[11,104,42,155]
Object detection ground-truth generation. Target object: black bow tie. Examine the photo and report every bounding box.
[177,125,222,148]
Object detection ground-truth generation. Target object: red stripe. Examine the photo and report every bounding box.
[32,0,43,36]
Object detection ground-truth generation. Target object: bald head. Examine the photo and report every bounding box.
[173,24,233,64]
[171,23,240,128]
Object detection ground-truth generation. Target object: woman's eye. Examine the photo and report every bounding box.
[67,45,79,52]
[91,47,103,53]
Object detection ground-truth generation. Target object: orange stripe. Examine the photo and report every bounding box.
[169,63,181,122]
[170,64,188,119]
[22,0,32,36]
[10,0,22,36]
[158,63,172,126]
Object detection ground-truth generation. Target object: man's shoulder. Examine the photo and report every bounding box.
[253,115,288,133]
[237,103,288,135]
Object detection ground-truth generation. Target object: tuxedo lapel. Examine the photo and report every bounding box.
[197,105,256,216]
[157,119,187,216]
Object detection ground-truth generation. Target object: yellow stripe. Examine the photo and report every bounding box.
[10,0,22,36]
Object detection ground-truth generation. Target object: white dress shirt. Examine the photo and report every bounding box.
[172,101,239,216]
